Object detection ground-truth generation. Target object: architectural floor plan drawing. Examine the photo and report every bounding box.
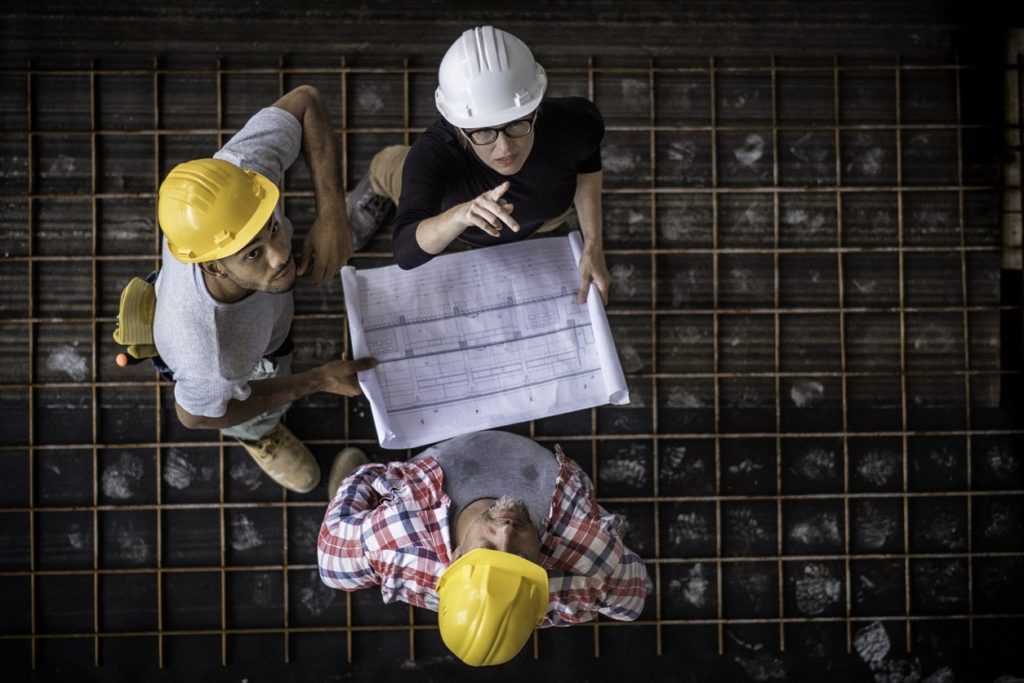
[342,233,630,449]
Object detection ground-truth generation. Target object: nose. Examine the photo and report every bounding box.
[490,521,516,552]
[493,132,512,155]
[267,239,289,269]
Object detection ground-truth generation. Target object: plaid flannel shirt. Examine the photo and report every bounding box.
[317,445,648,626]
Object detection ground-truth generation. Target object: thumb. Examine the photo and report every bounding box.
[297,239,313,276]
[347,356,379,373]
[577,277,590,304]
[488,181,510,201]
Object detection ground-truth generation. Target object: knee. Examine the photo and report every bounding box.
[372,145,411,168]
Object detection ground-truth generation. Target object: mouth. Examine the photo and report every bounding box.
[275,259,296,281]
[493,154,517,166]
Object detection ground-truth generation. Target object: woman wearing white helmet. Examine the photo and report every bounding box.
[348,25,611,304]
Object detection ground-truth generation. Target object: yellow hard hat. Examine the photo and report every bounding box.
[436,548,548,667]
[157,158,279,263]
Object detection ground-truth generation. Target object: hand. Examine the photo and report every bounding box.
[577,248,611,305]
[457,182,519,237]
[299,209,354,283]
[317,353,378,396]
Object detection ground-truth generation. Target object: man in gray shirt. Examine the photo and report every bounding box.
[154,85,377,493]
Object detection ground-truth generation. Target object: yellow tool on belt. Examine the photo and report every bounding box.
[112,277,158,366]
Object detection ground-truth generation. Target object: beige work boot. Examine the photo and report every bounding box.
[236,423,321,493]
[327,447,369,501]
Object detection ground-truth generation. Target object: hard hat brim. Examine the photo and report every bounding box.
[437,94,544,131]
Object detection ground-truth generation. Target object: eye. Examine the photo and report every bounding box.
[245,248,262,262]
[269,221,279,237]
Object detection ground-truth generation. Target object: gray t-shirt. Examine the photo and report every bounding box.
[413,430,561,537]
[153,107,302,418]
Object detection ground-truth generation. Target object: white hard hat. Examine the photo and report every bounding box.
[435,26,547,129]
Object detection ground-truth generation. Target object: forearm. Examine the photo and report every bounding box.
[411,180,517,259]
[597,552,649,621]
[594,507,648,621]
[414,205,469,256]
[319,468,386,591]
[391,220,432,269]
[176,369,322,431]
[543,553,647,627]
[574,170,604,254]
[273,86,345,218]
[271,85,358,279]
[299,93,346,219]
[178,355,374,430]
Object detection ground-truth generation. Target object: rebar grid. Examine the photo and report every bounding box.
[0,54,1021,674]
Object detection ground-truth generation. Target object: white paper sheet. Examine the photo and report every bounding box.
[341,233,629,449]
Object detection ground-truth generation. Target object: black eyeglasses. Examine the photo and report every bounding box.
[462,112,537,146]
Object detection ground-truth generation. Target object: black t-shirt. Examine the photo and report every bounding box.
[392,96,604,269]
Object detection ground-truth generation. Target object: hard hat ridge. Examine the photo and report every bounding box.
[467,25,509,75]
[164,168,219,213]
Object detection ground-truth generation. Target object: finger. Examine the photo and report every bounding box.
[348,356,379,373]
[595,272,612,306]
[486,181,510,202]
[309,255,323,282]
[342,350,351,361]
[338,242,353,269]
[577,275,591,304]
[472,205,504,227]
[494,210,519,232]
[476,198,519,231]
[475,194,516,227]
[468,212,502,237]
[472,222,501,237]
[324,247,345,280]
[317,245,337,282]
[298,240,313,276]
[315,256,331,283]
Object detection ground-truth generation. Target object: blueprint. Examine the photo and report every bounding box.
[341,233,630,449]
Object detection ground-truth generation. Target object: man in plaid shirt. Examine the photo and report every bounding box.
[318,430,648,635]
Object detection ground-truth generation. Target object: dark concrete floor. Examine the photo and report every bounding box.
[1,1,1023,681]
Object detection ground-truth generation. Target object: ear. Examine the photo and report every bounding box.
[450,546,462,562]
[198,259,227,279]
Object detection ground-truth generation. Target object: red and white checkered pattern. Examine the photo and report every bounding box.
[318,446,648,626]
